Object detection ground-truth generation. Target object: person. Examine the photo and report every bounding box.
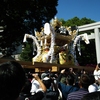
[93,63,100,91]
[93,64,100,81]
[19,79,32,100]
[88,74,98,93]
[81,91,100,100]
[30,76,41,95]
[42,73,59,100]
[32,73,47,93]
[67,74,91,100]
[0,61,26,100]
[57,69,79,100]
[19,73,46,100]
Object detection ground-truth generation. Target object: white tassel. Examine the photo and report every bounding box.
[83,33,90,44]
[23,34,27,42]
[44,38,47,45]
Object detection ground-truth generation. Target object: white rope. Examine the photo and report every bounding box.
[23,34,41,62]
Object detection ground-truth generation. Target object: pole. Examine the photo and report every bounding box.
[94,28,100,64]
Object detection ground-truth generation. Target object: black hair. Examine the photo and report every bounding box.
[21,79,32,94]
[0,61,26,100]
[89,74,95,84]
[80,74,90,89]
[66,74,75,85]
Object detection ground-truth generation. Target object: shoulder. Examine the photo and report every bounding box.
[68,90,78,97]
[67,89,89,100]
[88,84,98,92]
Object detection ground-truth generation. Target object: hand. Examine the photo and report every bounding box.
[61,69,65,74]
[95,64,100,71]
[32,73,40,80]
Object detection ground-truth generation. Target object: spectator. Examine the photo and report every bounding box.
[32,73,47,93]
[30,76,41,95]
[19,73,46,100]
[41,72,49,80]
[57,69,79,100]
[0,61,26,100]
[29,74,47,100]
[67,74,91,100]
[88,74,98,93]
[93,64,100,91]
[19,79,32,100]
[60,76,66,85]
[42,72,59,100]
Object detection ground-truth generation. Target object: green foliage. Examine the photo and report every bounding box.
[80,17,95,25]
[20,42,33,61]
[76,40,96,66]
[64,17,80,26]
[0,0,58,55]
[59,19,66,26]
[60,16,95,26]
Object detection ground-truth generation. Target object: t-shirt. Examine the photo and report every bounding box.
[94,70,100,80]
[88,83,98,93]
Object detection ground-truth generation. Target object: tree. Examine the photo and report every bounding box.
[76,40,96,66]
[0,0,58,56]
[60,16,95,26]
[19,39,33,61]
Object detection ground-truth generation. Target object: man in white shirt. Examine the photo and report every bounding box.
[93,64,100,91]
[94,64,100,80]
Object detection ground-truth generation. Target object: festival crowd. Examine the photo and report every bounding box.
[0,61,100,100]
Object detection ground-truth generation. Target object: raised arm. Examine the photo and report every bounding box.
[32,74,47,92]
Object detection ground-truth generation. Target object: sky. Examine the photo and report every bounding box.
[56,0,100,22]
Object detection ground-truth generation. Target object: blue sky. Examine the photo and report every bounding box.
[56,0,100,22]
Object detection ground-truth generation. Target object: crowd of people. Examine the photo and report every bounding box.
[0,61,100,100]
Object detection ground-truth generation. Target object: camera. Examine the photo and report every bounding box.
[27,72,33,79]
